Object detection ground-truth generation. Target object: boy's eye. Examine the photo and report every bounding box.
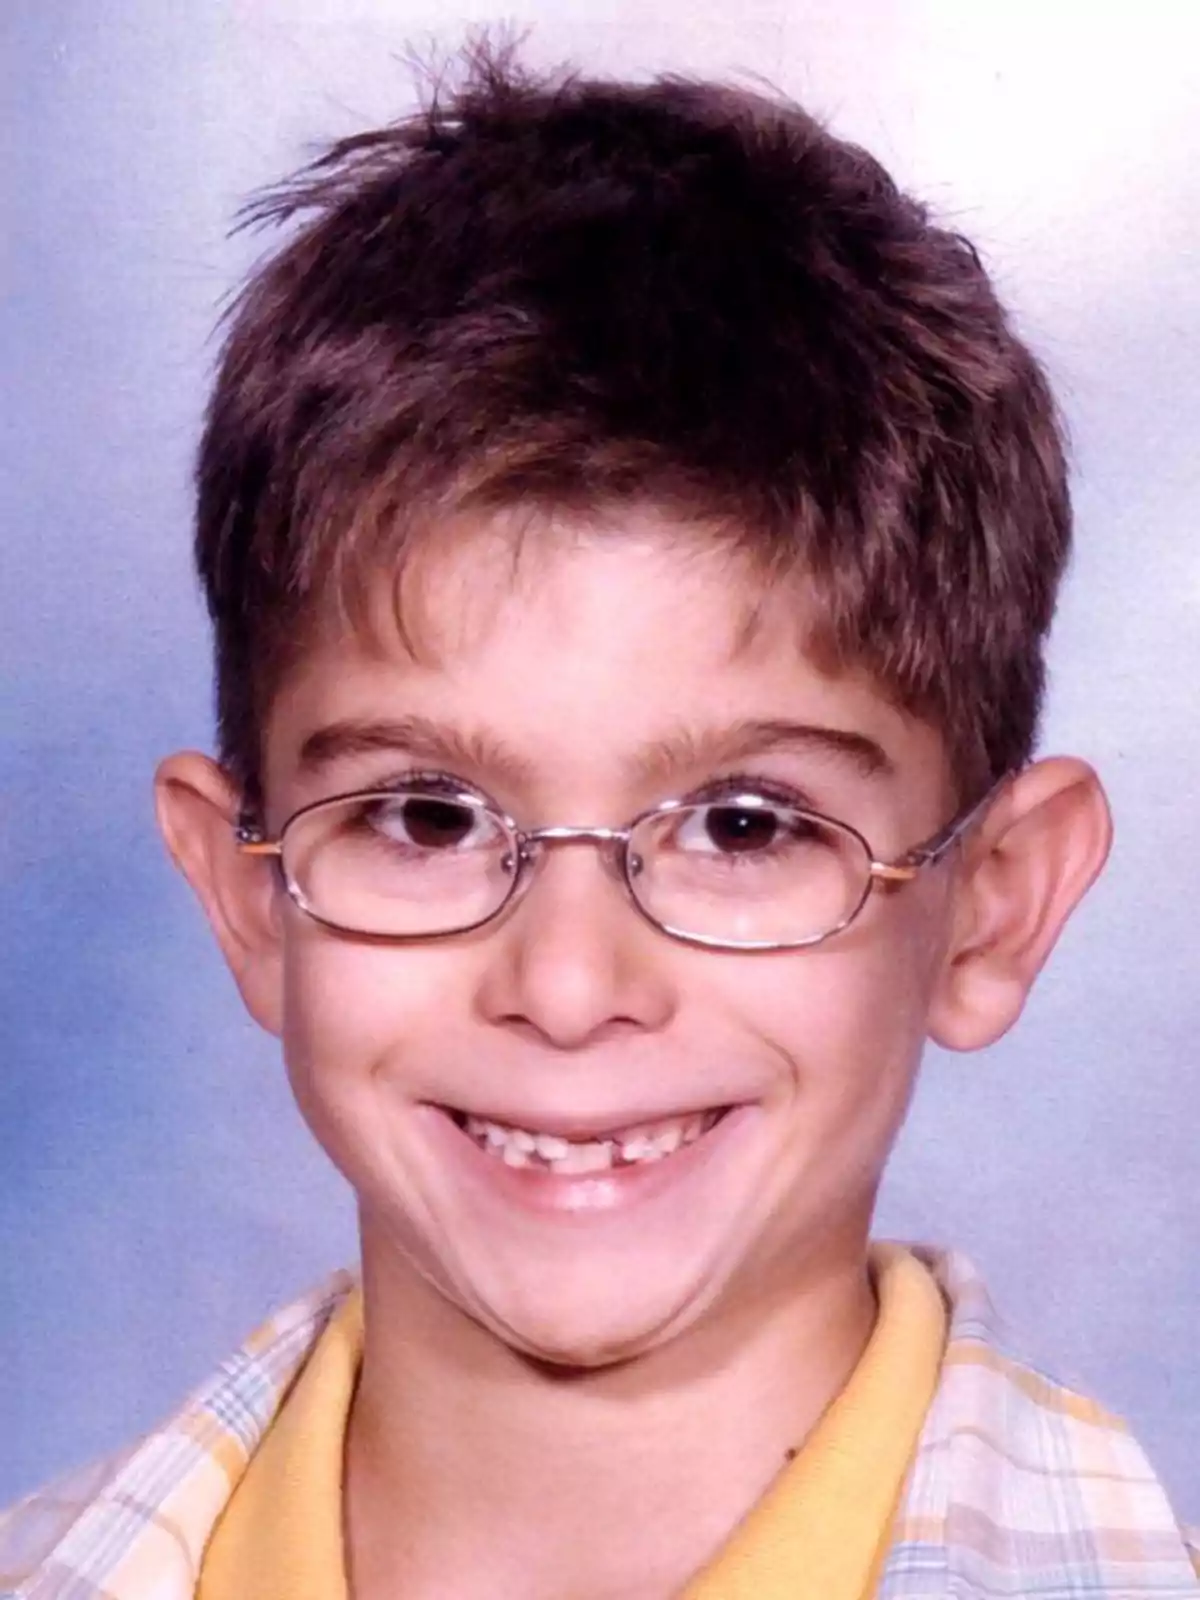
[678,803,779,854]
[366,794,491,850]
[672,799,820,855]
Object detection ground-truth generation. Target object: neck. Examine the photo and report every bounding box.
[344,1220,878,1600]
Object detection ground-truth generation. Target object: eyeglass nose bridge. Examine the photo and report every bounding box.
[521,824,628,846]
[510,822,641,881]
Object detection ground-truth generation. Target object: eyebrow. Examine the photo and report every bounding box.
[297,715,535,784]
[296,714,893,788]
[632,718,893,786]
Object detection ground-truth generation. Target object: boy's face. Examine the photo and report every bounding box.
[239,518,961,1366]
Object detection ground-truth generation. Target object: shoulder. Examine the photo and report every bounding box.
[886,1246,1200,1598]
[0,1272,354,1600]
[921,1246,1134,1448]
[0,1447,135,1595]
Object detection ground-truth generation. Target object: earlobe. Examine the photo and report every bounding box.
[928,758,1113,1052]
[154,752,285,1037]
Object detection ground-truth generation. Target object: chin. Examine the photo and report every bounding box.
[497,1318,675,1372]
[464,1274,716,1371]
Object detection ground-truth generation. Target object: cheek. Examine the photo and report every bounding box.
[716,900,946,1145]
[734,929,937,1070]
[276,921,467,1134]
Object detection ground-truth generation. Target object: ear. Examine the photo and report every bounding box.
[154,752,284,1037]
[928,757,1112,1052]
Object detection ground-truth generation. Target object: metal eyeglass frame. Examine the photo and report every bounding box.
[235,776,1007,953]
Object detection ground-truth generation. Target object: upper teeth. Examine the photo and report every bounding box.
[463,1112,713,1173]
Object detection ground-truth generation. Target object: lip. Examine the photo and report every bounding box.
[419,1100,758,1217]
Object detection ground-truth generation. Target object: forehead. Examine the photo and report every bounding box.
[264,510,950,802]
[389,508,782,661]
[320,505,830,680]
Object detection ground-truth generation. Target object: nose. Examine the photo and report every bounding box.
[473,841,677,1051]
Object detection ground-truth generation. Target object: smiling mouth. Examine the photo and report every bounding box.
[446,1108,731,1176]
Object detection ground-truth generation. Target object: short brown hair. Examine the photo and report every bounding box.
[197,45,1070,805]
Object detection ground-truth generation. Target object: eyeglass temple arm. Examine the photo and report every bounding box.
[870,774,1013,882]
[235,817,281,857]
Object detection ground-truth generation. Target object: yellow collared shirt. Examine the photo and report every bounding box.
[199,1245,945,1600]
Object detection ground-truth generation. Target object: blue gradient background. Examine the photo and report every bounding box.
[3,2,1197,1517]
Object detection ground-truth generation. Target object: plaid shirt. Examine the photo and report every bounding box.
[2,1250,1196,1599]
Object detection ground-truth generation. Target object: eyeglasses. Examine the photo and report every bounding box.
[236,780,1001,953]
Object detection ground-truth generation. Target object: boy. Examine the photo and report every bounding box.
[3,46,1196,1600]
